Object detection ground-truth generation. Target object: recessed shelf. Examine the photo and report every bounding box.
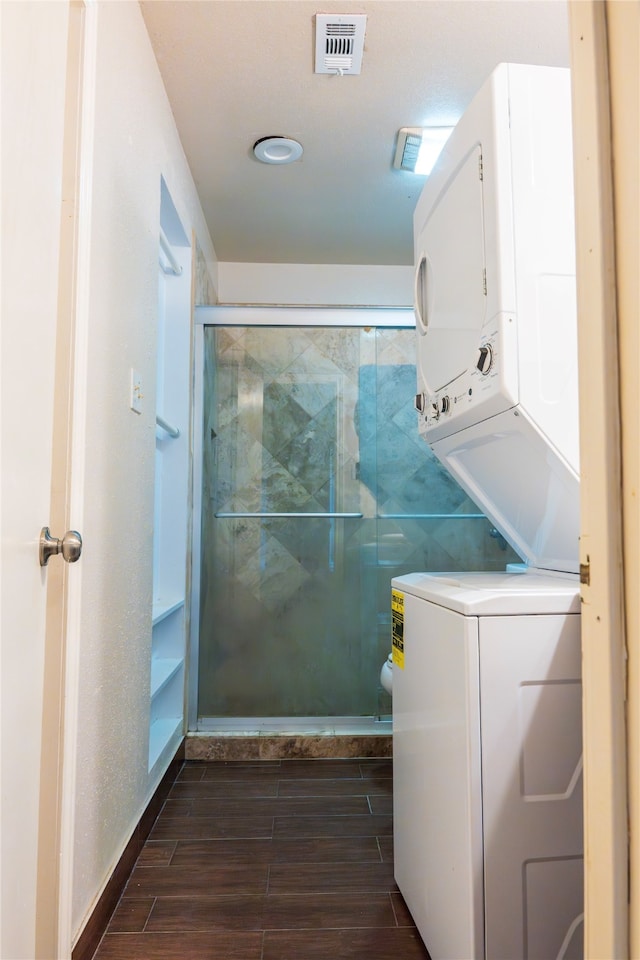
[149,197,190,779]
[152,597,185,626]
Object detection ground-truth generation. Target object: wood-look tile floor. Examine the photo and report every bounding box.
[92,758,431,960]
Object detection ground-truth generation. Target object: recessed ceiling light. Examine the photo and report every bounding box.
[394,126,454,175]
[253,136,303,165]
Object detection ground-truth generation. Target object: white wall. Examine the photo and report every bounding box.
[217,261,413,306]
[70,1,216,941]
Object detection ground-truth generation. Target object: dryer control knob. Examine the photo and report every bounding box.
[477,344,493,374]
[441,396,450,414]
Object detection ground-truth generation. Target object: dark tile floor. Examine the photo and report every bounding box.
[92,757,431,960]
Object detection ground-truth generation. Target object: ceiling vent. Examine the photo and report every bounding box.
[314,14,367,75]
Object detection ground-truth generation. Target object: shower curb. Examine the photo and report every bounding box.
[185,733,392,761]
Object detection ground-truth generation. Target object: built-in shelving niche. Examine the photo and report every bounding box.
[149,178,191,772]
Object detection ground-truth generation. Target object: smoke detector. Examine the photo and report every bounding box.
[314,14,367,75]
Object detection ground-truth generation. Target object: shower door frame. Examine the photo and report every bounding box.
[188,306,414,733]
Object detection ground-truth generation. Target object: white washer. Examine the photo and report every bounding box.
[392,570,583,960]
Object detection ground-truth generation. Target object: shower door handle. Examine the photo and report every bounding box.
[214,512,363,519]
[39,527,83,566]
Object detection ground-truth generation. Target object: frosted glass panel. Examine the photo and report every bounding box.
[198,326,518,719]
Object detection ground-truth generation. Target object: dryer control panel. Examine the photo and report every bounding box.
[415,314,518,442]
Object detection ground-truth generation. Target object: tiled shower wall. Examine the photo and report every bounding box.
[198,326,518,721]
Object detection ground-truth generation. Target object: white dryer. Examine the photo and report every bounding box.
[393,64,583,960]
[413,62,578,574]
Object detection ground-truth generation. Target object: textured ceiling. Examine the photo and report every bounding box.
[141,0,570,266]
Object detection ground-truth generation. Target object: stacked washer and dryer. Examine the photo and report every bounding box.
[392,64,583,959]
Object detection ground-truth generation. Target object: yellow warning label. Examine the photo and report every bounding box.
[391,589,404,669]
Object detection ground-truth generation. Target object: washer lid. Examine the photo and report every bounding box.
[391,570,580,616]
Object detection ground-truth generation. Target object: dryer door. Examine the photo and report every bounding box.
[415,144,487,397]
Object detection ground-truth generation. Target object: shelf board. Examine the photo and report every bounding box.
[152,597,185,626]
[148,716,182,771]
[150,657,184,699]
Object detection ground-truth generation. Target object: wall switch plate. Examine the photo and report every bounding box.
[130,369,143,414]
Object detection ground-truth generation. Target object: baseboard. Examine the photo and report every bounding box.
[186,733,393,761]
[71,739,185,960]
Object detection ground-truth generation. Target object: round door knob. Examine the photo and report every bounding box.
[60,530,82,563]
[39,527,83,567]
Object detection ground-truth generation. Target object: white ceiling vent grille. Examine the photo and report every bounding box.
[314,14,367,75]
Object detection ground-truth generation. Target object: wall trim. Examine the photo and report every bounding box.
[195,305,414,327]
[71,740,185,960]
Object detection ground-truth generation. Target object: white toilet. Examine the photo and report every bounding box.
[380,652,393,695]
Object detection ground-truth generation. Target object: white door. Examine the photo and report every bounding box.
[1,3,88,956]
[479,613,584,959]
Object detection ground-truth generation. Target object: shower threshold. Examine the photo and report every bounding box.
[194,716,392,736]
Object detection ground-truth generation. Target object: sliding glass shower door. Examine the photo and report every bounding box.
[197,325,516,724]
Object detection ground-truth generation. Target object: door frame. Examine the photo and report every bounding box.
[57,1,97,949]
[607,3,640,953]
[568,1,635,955]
